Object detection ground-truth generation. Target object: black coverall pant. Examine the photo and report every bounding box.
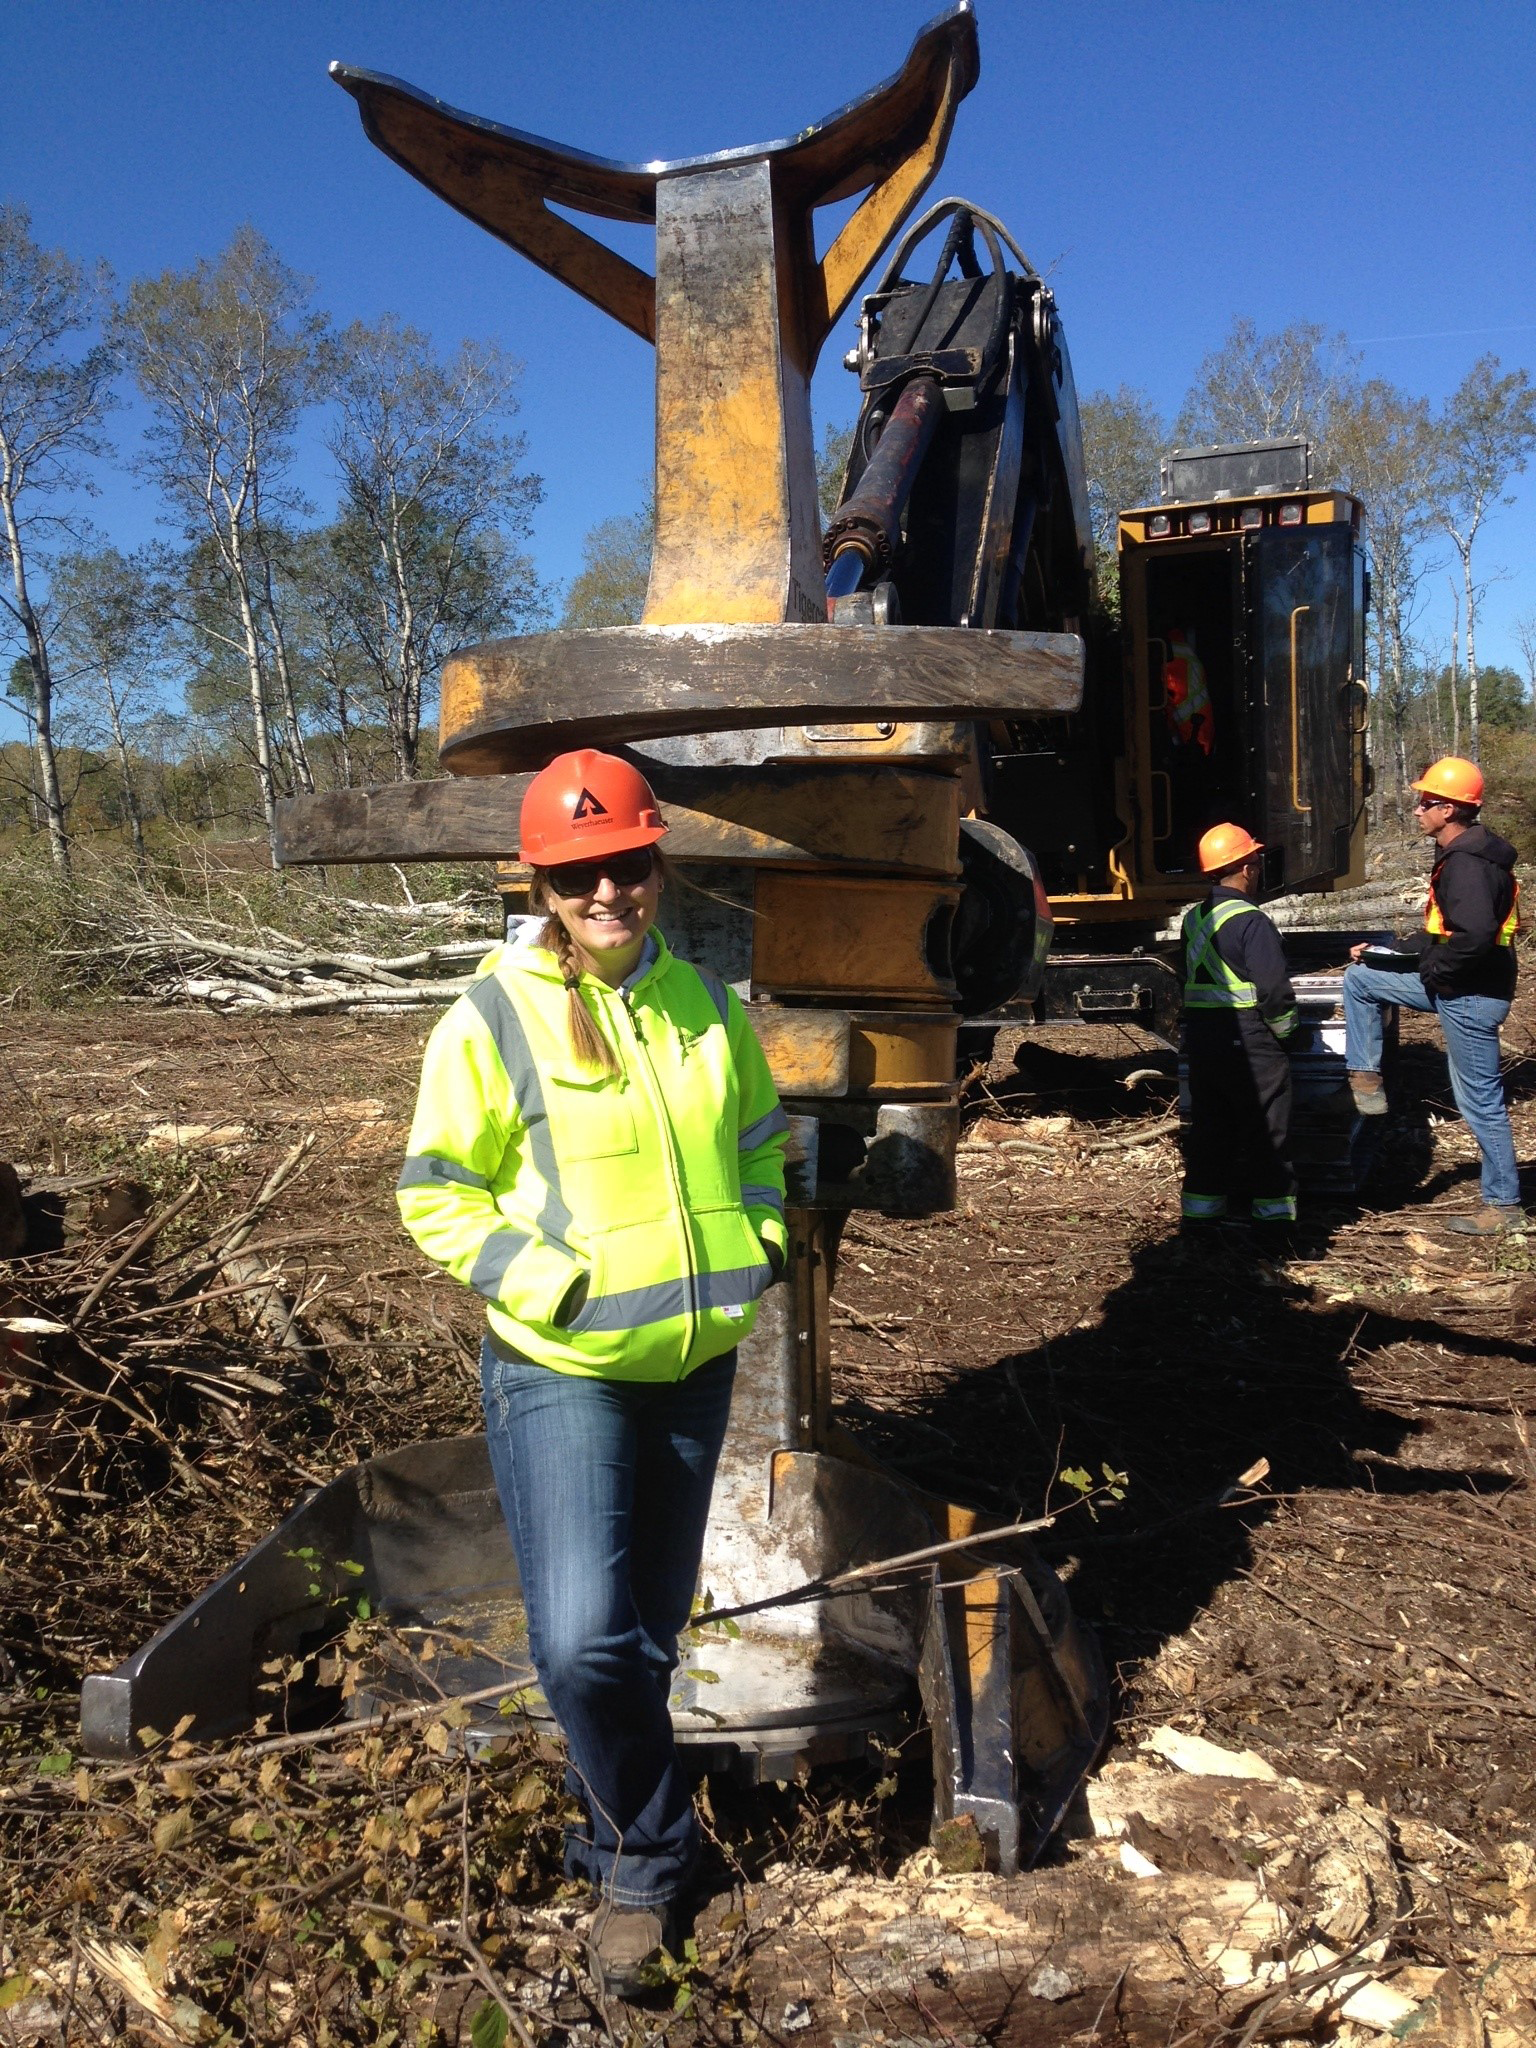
[1182,1008,1296,1222]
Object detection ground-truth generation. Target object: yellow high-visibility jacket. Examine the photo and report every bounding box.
[397,930,790,1381]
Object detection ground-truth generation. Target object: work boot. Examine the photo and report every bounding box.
[1439,1204,1527,1238]
[1348,1071,1388,1116]
[587,1899,677,2003]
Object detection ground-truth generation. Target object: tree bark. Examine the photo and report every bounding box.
[335,678,355,789]
[1388,610,1410,820]
[258,538,315,794]
[226,513,279,842]
[0,487,70,879]
[1459,543,1480,761]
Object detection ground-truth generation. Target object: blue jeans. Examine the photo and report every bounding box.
[479,1341,736,1906]
[1342,963,1520,1208]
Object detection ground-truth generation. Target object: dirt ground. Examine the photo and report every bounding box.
[4,983,1536,2044]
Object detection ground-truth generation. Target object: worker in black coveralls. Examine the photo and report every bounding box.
[1180,823,1300,1235]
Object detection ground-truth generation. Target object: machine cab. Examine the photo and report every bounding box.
[1119,438,1367,898]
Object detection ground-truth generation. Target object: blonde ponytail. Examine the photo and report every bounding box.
[528,874,620,1075]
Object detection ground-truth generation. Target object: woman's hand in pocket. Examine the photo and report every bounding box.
[553,1271,590,1327]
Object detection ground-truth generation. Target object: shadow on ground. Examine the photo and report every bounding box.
[845,1226,1532,1682]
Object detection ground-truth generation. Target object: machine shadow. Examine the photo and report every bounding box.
[835,1231,1535,1694]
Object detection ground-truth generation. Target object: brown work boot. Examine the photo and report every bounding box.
[587,1899,676,2002]
[1348,1070,1388,1116]
[1439,1204,1527,1238]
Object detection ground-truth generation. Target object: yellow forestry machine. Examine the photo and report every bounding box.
[81,3,1367,1868]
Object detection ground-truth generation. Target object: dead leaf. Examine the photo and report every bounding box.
[151,1808,195,1855]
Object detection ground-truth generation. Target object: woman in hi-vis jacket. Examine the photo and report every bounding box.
[397,749,789,1998]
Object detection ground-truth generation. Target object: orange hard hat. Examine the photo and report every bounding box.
[518,749,668,866]
[1197,822,1264,874]
[1411,756,1483,806]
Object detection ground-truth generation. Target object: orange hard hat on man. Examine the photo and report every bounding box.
[519,749,668,866]
[1410,756,1483,806]
[1197,822,1264,875]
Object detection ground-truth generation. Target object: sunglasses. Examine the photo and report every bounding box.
[543,847,656,897]
[1413,797,1451,812]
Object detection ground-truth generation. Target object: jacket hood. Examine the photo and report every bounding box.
[473,924,673,989]
[1437,823,1517,872]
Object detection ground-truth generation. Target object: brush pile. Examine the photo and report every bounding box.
[1,1142,324,1507]
[52,898,497,1016]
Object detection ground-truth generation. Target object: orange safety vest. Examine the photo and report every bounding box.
[1163,630,1214,756]
[1424,876,1520,945]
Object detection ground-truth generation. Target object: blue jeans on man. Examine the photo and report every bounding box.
[480,1341,735,1907]
[1342,962,1519,1208]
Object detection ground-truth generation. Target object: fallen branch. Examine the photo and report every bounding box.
[1082,1114,1181,1153]
[216,1137,315,1259]
[71,1178,204,1327]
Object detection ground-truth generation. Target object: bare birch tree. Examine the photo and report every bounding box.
[322,316,543,778]
[1330,378,1438,814]
[1436,355,1536,761]
[1176,319,1360,480]
[1515,610,1536,715]
[117,228,328,844]
[0,206,118,878]
[49,546,164,865]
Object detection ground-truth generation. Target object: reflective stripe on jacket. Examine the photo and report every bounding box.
[397,931,789,1382]
[1182,898,1260,1008]
[1182,896,1298,1037]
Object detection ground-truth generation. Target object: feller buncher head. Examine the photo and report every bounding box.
[82,5,1107,1873]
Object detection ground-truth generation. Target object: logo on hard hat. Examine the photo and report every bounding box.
[570,787,610,822]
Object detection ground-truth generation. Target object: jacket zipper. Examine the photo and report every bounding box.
[617,979,697,1374]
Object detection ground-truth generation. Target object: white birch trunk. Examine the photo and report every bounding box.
[0,486,70,878]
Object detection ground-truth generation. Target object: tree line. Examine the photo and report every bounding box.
[4,194,1534,874]
[0,208,545,877]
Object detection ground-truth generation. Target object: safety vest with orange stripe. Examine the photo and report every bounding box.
[1424,879,1520,945]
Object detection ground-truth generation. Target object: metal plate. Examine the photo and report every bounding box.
[437,624,1084,774]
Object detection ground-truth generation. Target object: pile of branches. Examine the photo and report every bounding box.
[0,1142,327,1506]
[47,868,501,1015]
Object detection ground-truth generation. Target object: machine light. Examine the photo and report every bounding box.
[1188,510,1212,534]
[1239,505,1263,531]
[1148,513,1171,537]
[1278,501,1303,526]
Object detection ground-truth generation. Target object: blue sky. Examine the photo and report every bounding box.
[5,0,1535,736]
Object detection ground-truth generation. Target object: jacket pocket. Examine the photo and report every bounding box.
[563,1239,606,1335]
[545,1066,638,1161]
[694,1209,773,1315]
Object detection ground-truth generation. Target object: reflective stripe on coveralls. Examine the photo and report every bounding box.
[397,932,789,1382]
[1180,900,1298,1224]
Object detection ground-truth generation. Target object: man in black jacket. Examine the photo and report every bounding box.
[1343,756,1523,1236]
[1181,822,1299,1237]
